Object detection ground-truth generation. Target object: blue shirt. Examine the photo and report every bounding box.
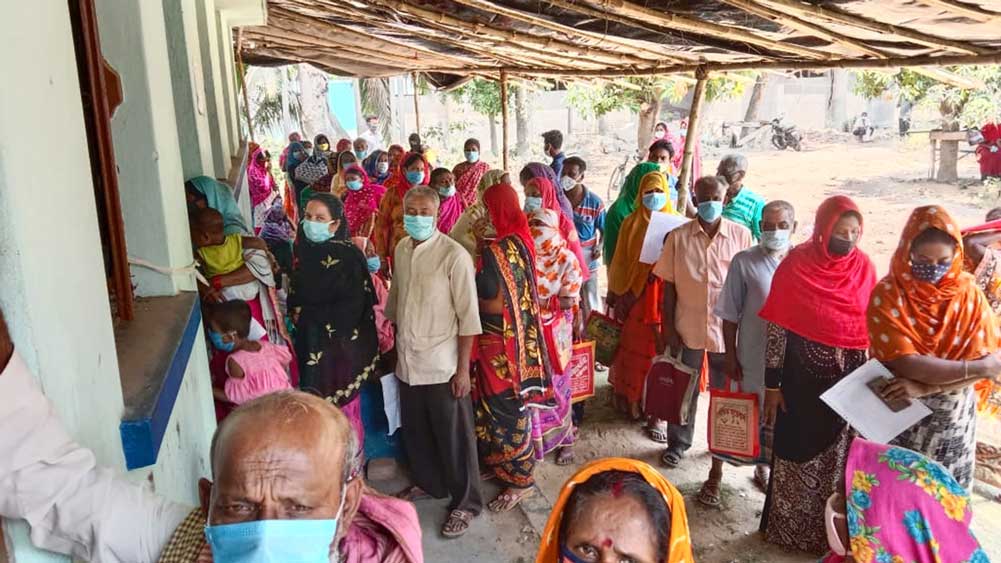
[571,187,606,271]
[551,152,566,179]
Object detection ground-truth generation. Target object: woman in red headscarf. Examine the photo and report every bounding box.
[373,152,431,274]
[473,182,549,513]
[976,122,1001,180]
[341,164,386,238]
[757,195,877,555]
[524,177,590,284]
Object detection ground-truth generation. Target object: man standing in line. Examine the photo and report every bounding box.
[718,154,766,241]
[654,175,753,469]
[542,129,567,179]
[387,186,483,539]
[697,200,797,506]
[561,156,605,321]
[359,115,385,153]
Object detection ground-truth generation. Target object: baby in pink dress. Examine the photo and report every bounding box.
[207,300,292,405]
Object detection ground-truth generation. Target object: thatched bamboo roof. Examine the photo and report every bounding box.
[238,0,1001,85]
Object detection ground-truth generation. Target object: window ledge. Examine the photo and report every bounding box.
[116,292,201,470]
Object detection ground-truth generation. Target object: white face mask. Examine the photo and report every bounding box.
[824,493,848,557]
[560,175,578,192]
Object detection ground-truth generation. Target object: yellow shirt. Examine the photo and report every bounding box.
[197,233,244,277]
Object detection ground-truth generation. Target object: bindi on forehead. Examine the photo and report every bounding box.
[602,538,614,548]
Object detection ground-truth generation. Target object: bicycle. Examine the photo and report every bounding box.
[606,149,644,202]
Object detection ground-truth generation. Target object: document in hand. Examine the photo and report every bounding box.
[820,359,932,444]
[381,373,402,435]
[639,212,690,264]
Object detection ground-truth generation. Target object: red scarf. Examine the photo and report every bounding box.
[342,165,386,238]
[758,195,877,349]
[484,183,536,263]
[527,177,590,281]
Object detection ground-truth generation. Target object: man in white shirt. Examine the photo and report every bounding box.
[386,186,483,539]
[358,115,385,154]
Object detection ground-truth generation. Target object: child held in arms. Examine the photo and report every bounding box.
[190,207,271,301]
[207,300,292,405]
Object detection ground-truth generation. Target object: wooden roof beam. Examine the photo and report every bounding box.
[243,25,457,68]
[917,0,1001,22]
[554,0,835,60]
[757,0,991,55]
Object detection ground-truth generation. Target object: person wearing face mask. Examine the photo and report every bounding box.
[364,148,392,185]
[608,172,679,422]
[867,206,1001,489]
[451,138,490,208]
[563,156,606,319]
[328,151,361,199]
[718,153,766,241]
[206,300,293,406]
[341,165,386,238]
[820,438,988,563]
[352,236,394,356]
[449,169,506,259]
[653,176,752,465]
[0,305,423,563]
[359,115,385,153]
[430,167,464,233]
[542,129,567,179]
[387,186,484,539]
[756,195,877,555]
[697,201,797,507]
[247,146,277,236]
[604,162,661,266]
[375,152,431,274]
[646,140,684,216]
[520,164,591,285]
[353,137,370,163]
[291,193,380,461]
[294,135,333,194]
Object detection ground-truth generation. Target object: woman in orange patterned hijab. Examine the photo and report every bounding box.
[867,205,1001,488]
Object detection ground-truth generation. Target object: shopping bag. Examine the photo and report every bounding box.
[707,378,760,461]
[542,311,573,372]
[585,311,622,366]
[569,341,596,403]
[642,352,699,425]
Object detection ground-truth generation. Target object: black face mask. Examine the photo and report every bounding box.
[828,236,855,256]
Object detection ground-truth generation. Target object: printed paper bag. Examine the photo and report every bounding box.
[708,378,760,461]
[642,353,699,425]
[542,312,573,372]
[585,311,622,366]
[569,341,596,403]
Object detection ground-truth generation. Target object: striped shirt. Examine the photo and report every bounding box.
[571,187,606,271]
[722,187,766,241]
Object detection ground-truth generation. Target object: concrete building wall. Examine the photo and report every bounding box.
[197,0,233,178]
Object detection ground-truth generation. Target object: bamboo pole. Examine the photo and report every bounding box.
[500,70,510,171]
[917,0,1001,22]
[235,29,255,143]
[676,67,709,213]
[412,72,421,138]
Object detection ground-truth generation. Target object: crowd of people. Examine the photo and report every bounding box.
[2,114,1001,563]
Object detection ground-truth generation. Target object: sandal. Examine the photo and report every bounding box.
[661,449,683,469]
[556,446,576,466]
[753,465,770,493]
[441,509,473,538]
[396,485,431,503]
[487,487,535,513]
[697,479,722,507]
[646,420,668,444]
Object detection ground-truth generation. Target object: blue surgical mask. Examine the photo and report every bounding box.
[524,196,543,214]
[439,185,456,198]
[209,331,235,353]
[345,179,363,192]
[465,150,479,163]
[911,261,950,285]
[205,484,347,563]
[376,162,389,175]
[642,192,667,211]
[403,214,435,242]
[366,256,381,273]
[405,170,425,186]
[761,229,792,252]
[356,150,368,160]
[302,220,334,243]
[697,200,724,223]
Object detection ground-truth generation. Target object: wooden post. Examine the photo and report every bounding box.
[411,72,421,137]
[500,70,510,171]
[676,66,708,213]
[235,29,255,143]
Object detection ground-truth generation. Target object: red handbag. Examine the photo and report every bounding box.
[707,378,761,461]
[642,353,700,425]
[542,311,573,373]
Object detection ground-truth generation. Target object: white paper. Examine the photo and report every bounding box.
[820,359,932,444]
[380,373,402,435]
[639,212,690,264]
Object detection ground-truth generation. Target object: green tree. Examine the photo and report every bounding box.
[854,66,1001,182]
[447,79,512,156]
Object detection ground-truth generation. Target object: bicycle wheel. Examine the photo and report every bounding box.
[607,165,625,201]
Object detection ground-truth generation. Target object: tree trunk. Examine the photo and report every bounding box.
[514,84,530,155]
[636,91,661,152]
[280,68,292,134]
[597,113,608,135]
[741,74,768,137]
[488,115,498,157]
[297,63,349,139]
[826,69,849,130]
[936,99,962,183]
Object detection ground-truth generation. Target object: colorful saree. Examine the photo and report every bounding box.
[454,160,490,208]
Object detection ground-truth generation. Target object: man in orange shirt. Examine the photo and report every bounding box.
[653,175,753,474]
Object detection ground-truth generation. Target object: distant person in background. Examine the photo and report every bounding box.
[562,156,605,318]
[353,137,370,162]
[853,112,874,142]
[976,122,1001,180]
[408,133,424,155]
[247,146,277,235]
[542,129,566,179]
[388,144,405,172]
[342,164,386,238]
[898,96,913,139]
[647,139,680,209]
[279,131,301,169]
[450,169,506,260]
[364,149,392,185]
[329,150,360,199]
[757,195,876,555]
[963,206,1001,317]
[375,152,431,273]
[718,154,765,241]
[359,115,385,153]
[335,138,352,154]
[452,138,490,208]
[429,167,464,234]
[672,119,702,196]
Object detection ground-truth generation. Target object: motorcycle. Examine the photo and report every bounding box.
[771,117,802,151]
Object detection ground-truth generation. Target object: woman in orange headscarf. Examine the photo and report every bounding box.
[606,171,678,420]
[867,205,1001,488]
[536,458,694,563]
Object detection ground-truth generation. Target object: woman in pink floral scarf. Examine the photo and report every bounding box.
[342,164,386,238]
[247,145,276,235]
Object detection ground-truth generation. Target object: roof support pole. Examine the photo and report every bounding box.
[236,29,255,143]
[500,70,510,171]
[412,72,421,137]
[676,66,708,214]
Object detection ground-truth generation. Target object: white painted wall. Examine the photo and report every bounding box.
[216,14,241,157]
[197,0,233,178]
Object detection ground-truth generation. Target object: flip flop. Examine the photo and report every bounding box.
[646,421,668,444]
[697,480,722,507]
[487,488,534,513]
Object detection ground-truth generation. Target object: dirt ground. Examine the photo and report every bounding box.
[370,138,1001,562]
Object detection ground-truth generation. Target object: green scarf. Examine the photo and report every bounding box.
[603,162,660,266]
